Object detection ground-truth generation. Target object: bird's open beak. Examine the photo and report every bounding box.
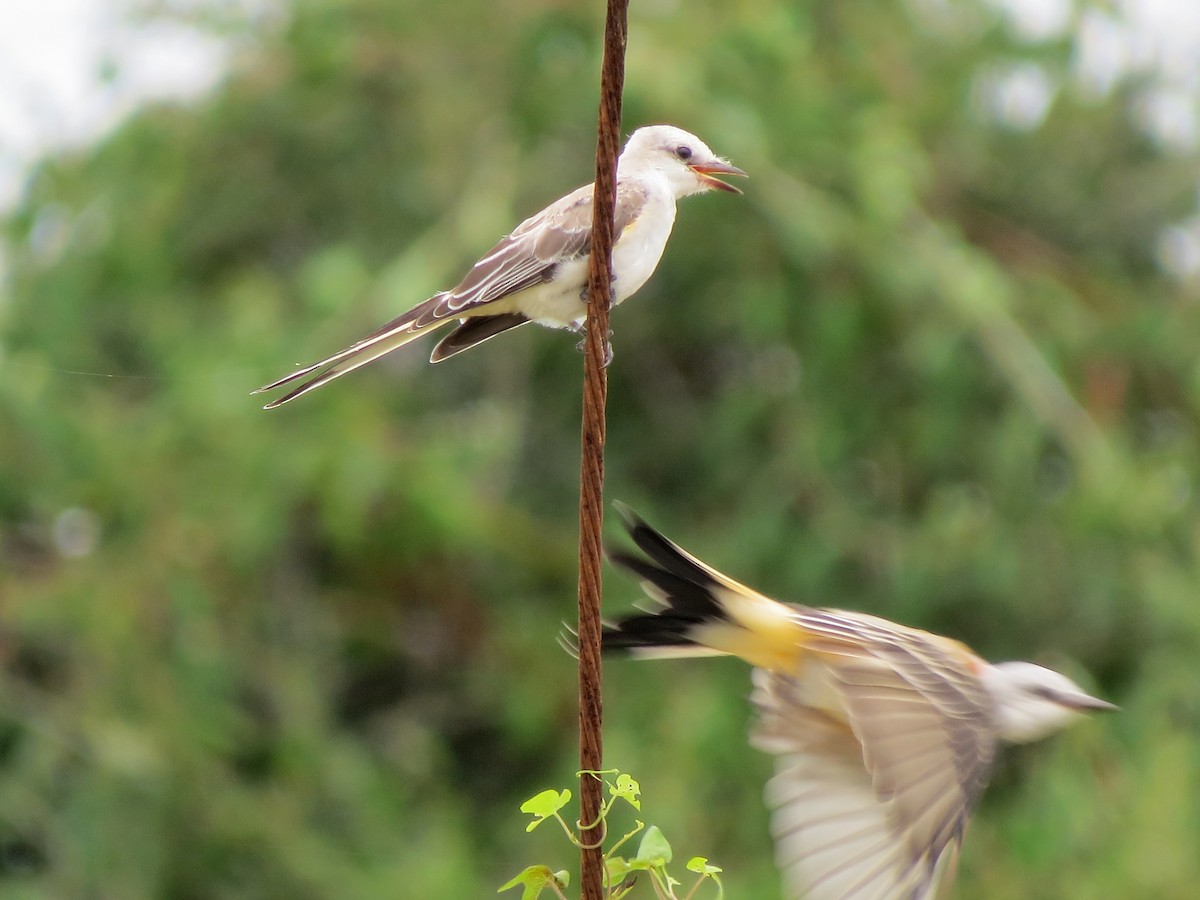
[689,159,747,194]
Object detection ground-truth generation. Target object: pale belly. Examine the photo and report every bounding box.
[507,194,678,330]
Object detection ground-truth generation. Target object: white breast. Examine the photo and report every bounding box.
[512,178,678,330]
[611,186,677,305]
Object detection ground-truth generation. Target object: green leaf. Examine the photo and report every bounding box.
[610,773,642,811]
[497,865,567,899]
[520,788,572,817]
[606,856,631,881]
[686,857,723,876]
[519,788,571,831]
[634,824,672,866]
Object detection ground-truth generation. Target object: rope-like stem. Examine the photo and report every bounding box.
[578,1,627,897]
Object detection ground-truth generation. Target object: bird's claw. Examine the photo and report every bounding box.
[574,328,614,367]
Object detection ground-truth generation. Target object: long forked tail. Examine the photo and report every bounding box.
[602,505,805,670]
[252,293,453,409]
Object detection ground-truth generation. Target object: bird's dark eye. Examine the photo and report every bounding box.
[675,145,693,161]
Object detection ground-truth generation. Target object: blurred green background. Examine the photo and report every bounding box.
[3,0,1199,897]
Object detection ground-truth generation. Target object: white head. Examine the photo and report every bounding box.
[619,125,746,198]
[981,661,1116,744]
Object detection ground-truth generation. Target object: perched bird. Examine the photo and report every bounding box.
[601,507,1115,900]
[254,125,745,408]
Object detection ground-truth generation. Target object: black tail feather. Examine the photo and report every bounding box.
[615,503,722,592]
[602,506,731,655]
[601,613,707,652]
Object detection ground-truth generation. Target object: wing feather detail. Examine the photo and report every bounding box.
[756,681,918,900]
[750,611,995,900]
[434,180,650,317]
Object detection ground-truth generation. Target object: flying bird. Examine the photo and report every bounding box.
[254,125,745,408]
[601,507,1115,900]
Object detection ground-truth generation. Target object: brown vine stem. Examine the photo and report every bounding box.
[577,0,628,897]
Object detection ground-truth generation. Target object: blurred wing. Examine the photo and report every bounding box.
[751,612,995,900]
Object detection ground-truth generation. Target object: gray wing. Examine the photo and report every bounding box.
[751,611,995,900]
[424,180,651,321]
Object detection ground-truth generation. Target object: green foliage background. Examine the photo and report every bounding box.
[2,0,1199,896]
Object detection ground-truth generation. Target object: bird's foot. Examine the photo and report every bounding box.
[574,328,614,367]
[577,275,618,306]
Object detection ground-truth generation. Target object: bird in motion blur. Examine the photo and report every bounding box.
[254,125,745,408]
[601,507,1115,900]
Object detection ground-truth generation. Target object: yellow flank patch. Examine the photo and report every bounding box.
[695,587,806,672]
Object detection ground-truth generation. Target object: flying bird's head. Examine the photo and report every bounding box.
[982,661,1117,743]
[620,125,747,197]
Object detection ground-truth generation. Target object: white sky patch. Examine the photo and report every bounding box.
[1136,89,1200,153]
[1119,0,1200,88]
[0,1,233,212]
[1073,10,1132,100]
[987,0,1073,43]
[976,62,1056,131]
[992,0,1200,110]
[1157,220,1200,283]
[984,0,1200,284]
